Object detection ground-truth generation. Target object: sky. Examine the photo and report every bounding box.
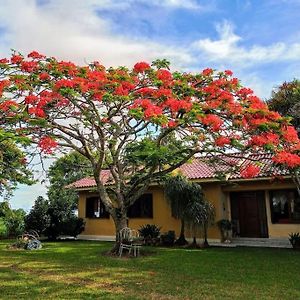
[1,0,300,210]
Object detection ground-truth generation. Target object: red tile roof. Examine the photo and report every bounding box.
[67,170,112,189]
[68,153,290,190]
[180,153,288,180]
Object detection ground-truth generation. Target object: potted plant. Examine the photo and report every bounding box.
[289,232,300,249]
[217,219,232,243]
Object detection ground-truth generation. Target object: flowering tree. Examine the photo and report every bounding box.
[1,51,300,250]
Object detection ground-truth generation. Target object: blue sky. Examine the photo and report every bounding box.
[1,0,300,210]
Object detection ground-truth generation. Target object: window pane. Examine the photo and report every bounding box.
[269,189,300,223]
[86,197,109,218]
[128,194,153,218]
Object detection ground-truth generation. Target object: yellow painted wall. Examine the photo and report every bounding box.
[78,178,300,240]
[78,184,224,239]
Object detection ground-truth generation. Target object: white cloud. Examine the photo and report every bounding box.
[90,0,203,10]
[193,20,300,67]
[0,0,193,68]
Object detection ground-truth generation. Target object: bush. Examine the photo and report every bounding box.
[139,224,161,239]
[0,218,8,238]
[25,196,85,240]
[160,230,175,246]
[60,217,85,238]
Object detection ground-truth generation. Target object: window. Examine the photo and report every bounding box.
[85,197,110,218]
[127,194,153,218]
[269,189,300,223]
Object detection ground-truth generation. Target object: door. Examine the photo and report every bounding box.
[230,191,268,238]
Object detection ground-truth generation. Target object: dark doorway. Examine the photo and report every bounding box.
[230,191,268,238]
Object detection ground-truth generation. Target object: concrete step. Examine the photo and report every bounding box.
[231,238,291,248]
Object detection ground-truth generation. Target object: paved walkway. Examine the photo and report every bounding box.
[78,235,292,248]
[211,238,292,249]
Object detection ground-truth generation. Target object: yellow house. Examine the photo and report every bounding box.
[71,154,300,242]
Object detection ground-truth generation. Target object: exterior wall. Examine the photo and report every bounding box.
[78,178,300,240]
[223,179,300,238]
[78,184,224,240]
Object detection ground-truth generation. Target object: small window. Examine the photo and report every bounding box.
[269,189,300,223]
[86,197,110,219]
[128,194,153,218]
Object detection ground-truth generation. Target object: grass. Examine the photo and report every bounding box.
[0,240,300,299]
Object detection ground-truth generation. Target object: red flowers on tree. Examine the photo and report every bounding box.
[38,136,57,154]
[240,164,261,179]
[133,61,151,73]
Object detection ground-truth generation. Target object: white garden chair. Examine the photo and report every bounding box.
[118,227,142,257]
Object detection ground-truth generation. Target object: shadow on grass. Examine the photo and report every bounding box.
[1,240,300,299]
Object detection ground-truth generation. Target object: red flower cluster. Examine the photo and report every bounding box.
[38,136,57,154]
[0,100,18,111]
[157,69,172,81]
[39,72,51,81]
[25,94,39,105]
[132,99,162,118]
[215,136,231,146]
[250,132,280,147]
[282,126,299,143]
[11,54,23,64]
[133,62,150,73]
[55,79,76,89]
[28,51,46,59]
[202,68,213,76]
[201,114,223,131]
[165,98,192,113]
[21,61,38,73]
[273,151,300,167]
[0,80,10,96]
[240,164,260,178]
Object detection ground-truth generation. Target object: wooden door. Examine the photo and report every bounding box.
[230,191,268,238]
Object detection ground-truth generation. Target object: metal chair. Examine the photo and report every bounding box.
[118,227,142,257]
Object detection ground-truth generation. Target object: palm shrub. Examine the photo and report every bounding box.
[139,224,161,239]
[184,183,215,248]
[165,175,193,245]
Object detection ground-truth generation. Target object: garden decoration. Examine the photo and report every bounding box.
[12,230,42,250]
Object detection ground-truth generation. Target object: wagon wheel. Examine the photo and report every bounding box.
[22,234,38,241]
[27,230,39,239]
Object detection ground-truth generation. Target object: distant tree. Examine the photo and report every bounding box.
[267,80,300,133]
[0,201,26,237]
[25,196,50,235]
[25,194,85,240]
[0,130,34,198]
[47,151,92,211]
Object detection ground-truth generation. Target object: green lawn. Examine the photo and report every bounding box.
[0,240,300,299]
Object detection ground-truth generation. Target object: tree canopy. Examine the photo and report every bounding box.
[267,79,300,134]
[1,51,300,247]
[47,151,92,210]
[0,129,34,198]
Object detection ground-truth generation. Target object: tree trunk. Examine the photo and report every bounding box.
[110,208,128,254]
[175,219,188,245]
[203,223,209,248]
